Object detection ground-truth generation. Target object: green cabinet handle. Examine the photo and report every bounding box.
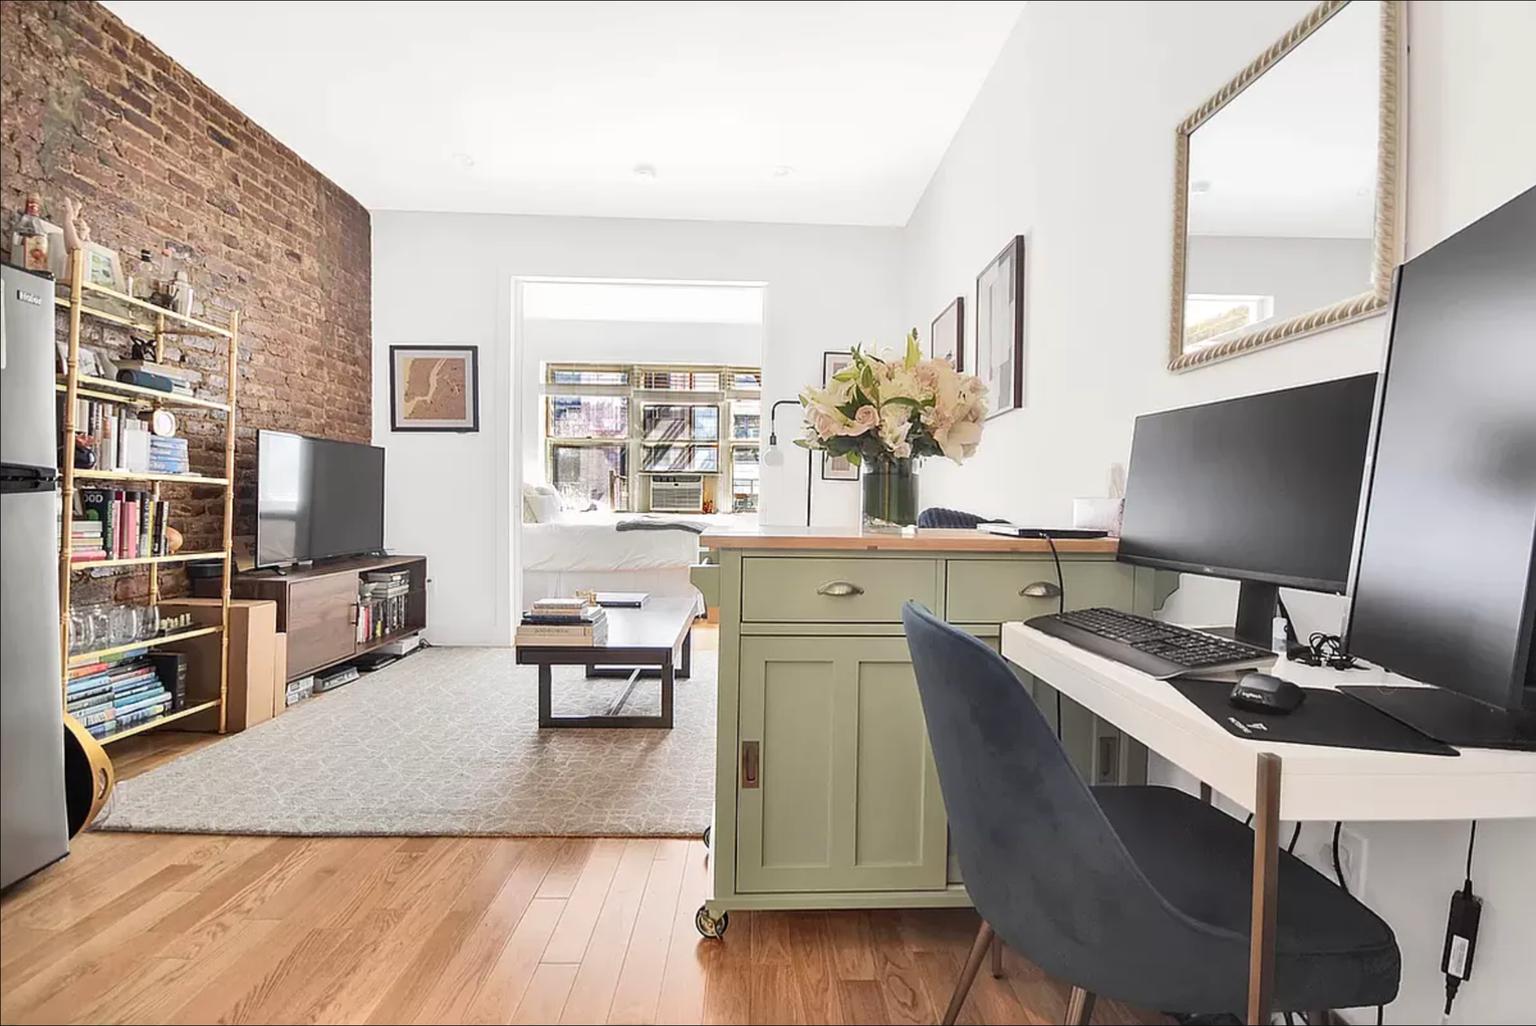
[816,581,865,597]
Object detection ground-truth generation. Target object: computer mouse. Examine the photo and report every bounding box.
[1230,673,1306,714]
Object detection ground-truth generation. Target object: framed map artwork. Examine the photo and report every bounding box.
[389,345,480,432]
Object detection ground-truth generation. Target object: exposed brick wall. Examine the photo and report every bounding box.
[1,0,371,590]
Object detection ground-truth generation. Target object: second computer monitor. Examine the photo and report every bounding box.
[1117,373,1379,644]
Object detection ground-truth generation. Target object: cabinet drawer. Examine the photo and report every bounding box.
[741,557,940,623]
[945,559,1134,623]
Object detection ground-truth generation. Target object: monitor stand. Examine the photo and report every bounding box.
[1205,581,1278,649]
[1339,686,1536,751]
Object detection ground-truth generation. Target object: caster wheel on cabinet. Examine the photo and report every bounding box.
[702,825,711,849]
[695,905,729,939]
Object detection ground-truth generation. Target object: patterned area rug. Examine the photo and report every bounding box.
[95,646,715,837]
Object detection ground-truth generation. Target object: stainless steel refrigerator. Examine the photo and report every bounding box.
[1,264,69,889]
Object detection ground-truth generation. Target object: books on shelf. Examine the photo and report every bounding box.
[64,652,179,738]
[74,487,170,561]
[65,396,196,475]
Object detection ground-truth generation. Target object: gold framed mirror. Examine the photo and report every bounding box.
[1169,0,1404,372]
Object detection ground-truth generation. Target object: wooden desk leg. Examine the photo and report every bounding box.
[1200,781,1213,804]
[680,629,692,679]
[1247,752,1281,1025]
[538,665,553,728]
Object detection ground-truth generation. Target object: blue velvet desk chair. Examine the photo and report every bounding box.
[901,601,1399,1024]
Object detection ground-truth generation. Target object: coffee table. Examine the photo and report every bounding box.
[514,597,695,729]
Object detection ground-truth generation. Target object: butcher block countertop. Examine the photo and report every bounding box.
[698,526,1119,555]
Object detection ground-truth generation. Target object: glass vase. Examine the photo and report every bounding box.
[861,457,919,531]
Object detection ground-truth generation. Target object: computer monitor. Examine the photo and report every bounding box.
[1342,186,1536,748]
[1117,373,1379,646]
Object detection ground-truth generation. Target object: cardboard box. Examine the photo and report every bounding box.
[158,599,278,732]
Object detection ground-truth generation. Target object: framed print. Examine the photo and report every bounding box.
[821,350,859,480]
[931,296,964,368]
[974,235,1026,417]
[389,345,480,432]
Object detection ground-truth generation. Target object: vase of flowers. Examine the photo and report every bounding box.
[798,330,988,530]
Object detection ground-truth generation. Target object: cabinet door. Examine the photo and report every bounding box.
[736,636,948,894]
[286,573,358,677]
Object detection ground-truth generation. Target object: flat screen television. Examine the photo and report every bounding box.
[256,430,385,568]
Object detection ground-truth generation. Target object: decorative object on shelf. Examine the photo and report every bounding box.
[165,525,185,556]
[799,331,987,530]
[930,296,964,369]
[974,234,1026,418]
[169,270,194,315]
[62,197,125,291]
[388,344,480,432]
[11,192,62,273]
[820,351,859,481]
[149,408,177,437]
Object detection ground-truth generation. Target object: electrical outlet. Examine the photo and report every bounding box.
[1320,825,1368,894]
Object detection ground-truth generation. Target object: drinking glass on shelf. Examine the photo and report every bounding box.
[136,604,160,641]
[68,606,93,654]
[108,604,138,647]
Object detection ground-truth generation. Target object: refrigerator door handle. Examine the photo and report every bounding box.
[0,463,58,493]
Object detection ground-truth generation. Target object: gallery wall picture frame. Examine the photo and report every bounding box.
[931,296,965,369]
[974,235,1027,418]
[388,344,481,432]
[821,350,859,480]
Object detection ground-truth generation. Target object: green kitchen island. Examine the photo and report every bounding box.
[694,526,1177,937]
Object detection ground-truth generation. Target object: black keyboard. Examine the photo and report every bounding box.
[1027,607,1276,679]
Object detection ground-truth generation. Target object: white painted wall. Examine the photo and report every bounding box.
[899,2,1536,1022]
[372,212,902,646]
[519,317,761,484]
[1186,234,1374,321]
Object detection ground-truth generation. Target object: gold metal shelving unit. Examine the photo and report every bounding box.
[56,248,240,743]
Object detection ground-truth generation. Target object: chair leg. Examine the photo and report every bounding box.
[942,920,995,1026]
[991,932,1004,977]
[1065,985,1096,1025]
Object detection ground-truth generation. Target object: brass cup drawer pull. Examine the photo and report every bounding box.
[1020,581,1063,599]
[816,581,865,597]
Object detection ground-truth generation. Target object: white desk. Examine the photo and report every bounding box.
[1000,622,1536,1023]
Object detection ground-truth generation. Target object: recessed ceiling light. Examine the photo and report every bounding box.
[452,152,476,168]
[1189,179,1212,195]
[772,165,794,179]
[633,163,657,179]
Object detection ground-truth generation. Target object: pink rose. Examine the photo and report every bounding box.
[847,404,880,435]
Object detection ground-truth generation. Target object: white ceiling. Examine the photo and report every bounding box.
[104,1,1025,226]
[1187,0,1380,239]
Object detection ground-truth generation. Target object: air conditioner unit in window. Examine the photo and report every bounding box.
[650,474,704,513]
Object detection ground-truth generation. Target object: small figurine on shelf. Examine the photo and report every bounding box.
[62,197,125,291]
[71,434,98,470]
[130,333,160,363]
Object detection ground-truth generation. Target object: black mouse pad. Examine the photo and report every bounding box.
[1169,678,1460,756]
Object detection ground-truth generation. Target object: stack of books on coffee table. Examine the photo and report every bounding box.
[516,598,609,647]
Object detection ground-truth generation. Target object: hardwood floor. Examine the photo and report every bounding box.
[1,830,1164,1025]
[2,629,1165,1024]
